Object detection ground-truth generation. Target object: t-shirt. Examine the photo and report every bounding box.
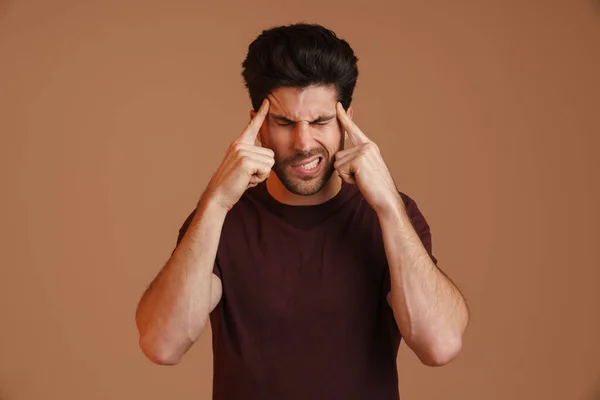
[174,179,438,400]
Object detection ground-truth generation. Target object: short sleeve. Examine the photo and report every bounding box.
[399,192,438,266]
[171,207,222,279]
[382,192,438,295]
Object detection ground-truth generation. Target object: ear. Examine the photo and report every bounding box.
[249,110,257,119]
[347,105,354,120]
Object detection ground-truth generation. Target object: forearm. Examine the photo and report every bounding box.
[378,200,469,366]
[135,196,226,364]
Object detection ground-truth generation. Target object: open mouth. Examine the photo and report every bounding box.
[298,157,321,170]
[290,156,323,175]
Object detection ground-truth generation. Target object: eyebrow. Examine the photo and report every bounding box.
[268,113,336,124]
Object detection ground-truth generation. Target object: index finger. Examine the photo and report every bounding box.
[238,99,270,144]
[336,102,369,145]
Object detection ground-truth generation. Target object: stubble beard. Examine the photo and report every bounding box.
[271,134,344,196]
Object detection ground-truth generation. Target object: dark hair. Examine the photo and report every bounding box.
[241,23,359,111]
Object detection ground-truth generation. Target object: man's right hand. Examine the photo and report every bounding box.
[202,99,274,212]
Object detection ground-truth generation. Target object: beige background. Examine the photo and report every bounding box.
[1,0,599,399]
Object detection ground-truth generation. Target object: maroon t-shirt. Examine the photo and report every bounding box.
[175,180,437,400]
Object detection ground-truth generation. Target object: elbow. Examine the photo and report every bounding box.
[135,303,211,365]
[138,333,188,366]
[418,335,463,367]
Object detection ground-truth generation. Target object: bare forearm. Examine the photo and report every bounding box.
[378,201,469,366]
[135,196,226,364]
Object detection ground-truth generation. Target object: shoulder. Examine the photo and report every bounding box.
[175,192,257,241]
[398,191,426,221]
[176,207,197,245]
[397,190,434,240]
[397,190,437,263]
[398,191,417,210]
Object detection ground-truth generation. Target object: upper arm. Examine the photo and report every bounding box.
[385,192,438,306]
[174,207,224,312]
[399,191,438,266]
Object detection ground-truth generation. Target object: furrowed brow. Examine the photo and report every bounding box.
[268,113,295,124]
[268,113,336,124]
[310,114,336,123]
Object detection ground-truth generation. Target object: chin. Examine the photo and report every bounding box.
[275,164,336,196]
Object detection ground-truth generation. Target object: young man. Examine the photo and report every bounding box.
[136,23,469,399]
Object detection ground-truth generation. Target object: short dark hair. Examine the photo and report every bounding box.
[241,23,359,111]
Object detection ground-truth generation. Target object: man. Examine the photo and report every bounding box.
[135,23,469,399]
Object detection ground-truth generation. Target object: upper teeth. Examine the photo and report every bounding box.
[300,158,320,170]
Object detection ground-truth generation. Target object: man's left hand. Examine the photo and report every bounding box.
[334,102,402,214]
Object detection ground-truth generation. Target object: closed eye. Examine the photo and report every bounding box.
[269,113,336,127]
[278,121,329,127]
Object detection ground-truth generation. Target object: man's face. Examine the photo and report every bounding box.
[251,85,352,196]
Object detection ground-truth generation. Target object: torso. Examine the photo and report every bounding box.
[208,180,401,400]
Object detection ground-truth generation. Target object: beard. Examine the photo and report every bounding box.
[271,134,345,196]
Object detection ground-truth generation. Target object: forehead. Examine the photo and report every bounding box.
[267,85,337,121]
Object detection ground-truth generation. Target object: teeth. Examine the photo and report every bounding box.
[300,158,320,170]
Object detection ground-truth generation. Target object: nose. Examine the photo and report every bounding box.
[292,121,313,154]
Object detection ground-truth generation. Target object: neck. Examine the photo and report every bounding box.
[266,174,342,206]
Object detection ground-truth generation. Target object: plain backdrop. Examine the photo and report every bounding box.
[1,0,599,399]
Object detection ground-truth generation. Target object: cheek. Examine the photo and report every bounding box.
[263,124,342,157]
[259,128,289,160]
[316,126,343,155]
[265,124,303,149]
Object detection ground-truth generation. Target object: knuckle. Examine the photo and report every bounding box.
[258,146,273,157]
[363,142,378,153]
[239,156,252,169]
[230,142,242,153]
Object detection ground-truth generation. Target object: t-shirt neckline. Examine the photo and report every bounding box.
[256,178,352,212]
